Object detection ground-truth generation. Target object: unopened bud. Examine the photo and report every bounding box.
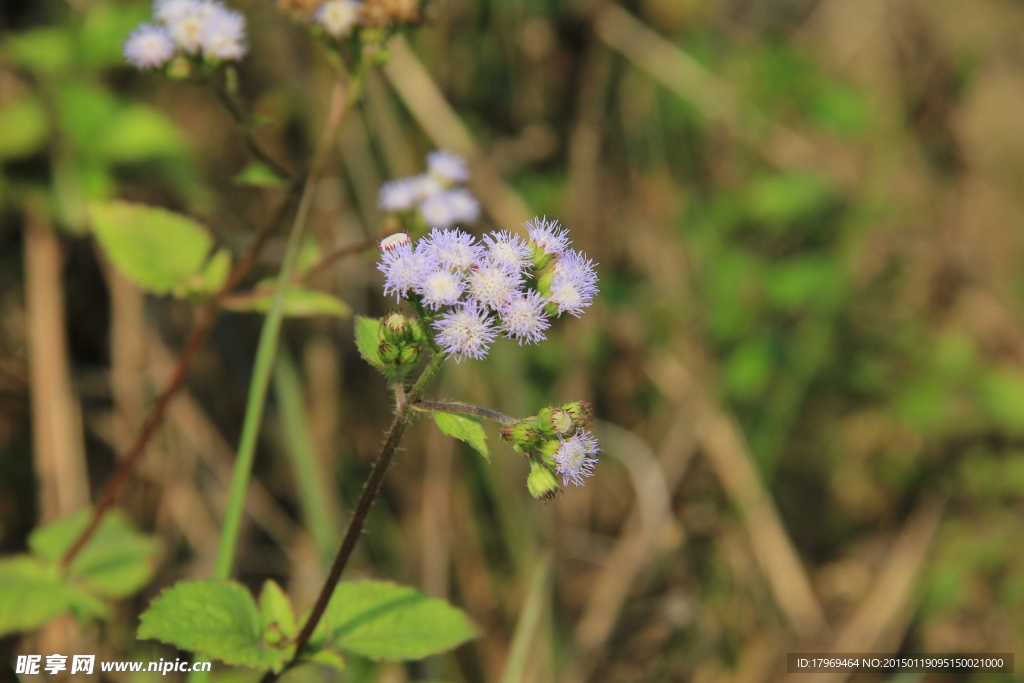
[378,341,400,364]
[378,232,410,252]
[537,407,574,436]
[500,417,542,450]
[539,438,560,460]
[527,462,559,502]
[398,344,421,366]
[381,311,411,344]
[563,401,594,428]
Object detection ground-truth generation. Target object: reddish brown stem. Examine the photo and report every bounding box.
[60,189,297,568]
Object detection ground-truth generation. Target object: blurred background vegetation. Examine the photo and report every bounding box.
[2,0,1024,680]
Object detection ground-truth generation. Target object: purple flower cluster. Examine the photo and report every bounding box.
[377,219,597,362]
[553,431,600,486]
[124,0,246,70]
[378,150,480,229]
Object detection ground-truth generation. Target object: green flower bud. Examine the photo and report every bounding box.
[166,56,191,81]
[527,462,560,502]
[398,344,421,366]
[500,416,542,451]
[531,245,556,271]
[537,407,574,436]
[563,401,594,428]
[378,340,400,364]
[539,438,560,460]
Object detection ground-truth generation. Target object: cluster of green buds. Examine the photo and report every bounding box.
[377,311,427,381]
[500,402,598,501]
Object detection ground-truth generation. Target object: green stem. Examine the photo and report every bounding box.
[413,400,517,425]
[213,79,349,580]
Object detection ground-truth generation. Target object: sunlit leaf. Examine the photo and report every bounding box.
[316,581,476,661]
[0,557,106,636]
[0,96,49,159]
[138,580,290,671]
[433,411,489,461]
[89,201,213,294]
[355,316,384,369]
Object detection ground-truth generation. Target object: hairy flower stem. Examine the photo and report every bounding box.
[265,353,447,682]
[413,400,517,426]
[60,186,297,569]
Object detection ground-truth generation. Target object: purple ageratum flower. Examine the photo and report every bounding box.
[154,0,202,24]
[526,216,570,257]
[201,4,246,61]
[315,0,361,38]
[420,188,481,229]
[498,290,550,344]
[408,174,443,203]
[483,230,532,274]
[416,269,466,310]
[420,228,484,272]
[468,261,522,310]
[378,178,418,212]
[548,248,598,317]
[552,430,599,486]
[433,300,497,362]
[426,149,470,184]
[124,23,177,69]
[163,0,216,53]
[378,241,439,301]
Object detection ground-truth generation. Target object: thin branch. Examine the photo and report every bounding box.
[60,180,299,568]
[413,400,517,425]
[211,83,294,182]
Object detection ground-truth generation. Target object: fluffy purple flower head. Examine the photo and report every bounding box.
[378,241,439,301]
[408,174,444,203]
[498,290,550,345]
[552,430,599,486]
[467,262,522,310]
[426,149,470,184]
[201,4,246,61]
[433,301,497,362]
[163,0,216,53]
[549,249,598,317]
[526,216,570,257]
[124,23,176,69]
[416,269,466,310]
[420,188,481,229]
[154,0,202,24]
[483,230,532,274]
[420,228,484,271]
[378,178,418,212]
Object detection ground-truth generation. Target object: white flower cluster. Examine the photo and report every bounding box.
[378,150,481,230]
[124,0,247,70]
[314,0,363,39]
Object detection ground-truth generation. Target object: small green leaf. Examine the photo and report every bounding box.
[4,27,74,75]
[233,162,288,188]
[29,508,159,599]
[260,580,297,644]
[102,105,186,162]
[317,581,476,661]
[433,411,489,461]
[0,557,106,636]
[89,201,213,294]
[0,96,49,159]
[223,281,351,318]
[355,316,384,369]
[173,248,233,299]
[306,649,346,671]
[138,579,290,671]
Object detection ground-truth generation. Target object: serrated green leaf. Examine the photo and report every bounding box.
[260,580,297,643]
[102,105,186,162]
[29,508,159,599]
[139,580,290,671]
[233,162,288,188]
[355,316,384,368]
[318,581,476,661]
[89,201,213,294]
[0,556,107,636]
[223,281,351,318]
[433,411,489,461]
[0,96,49,159]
